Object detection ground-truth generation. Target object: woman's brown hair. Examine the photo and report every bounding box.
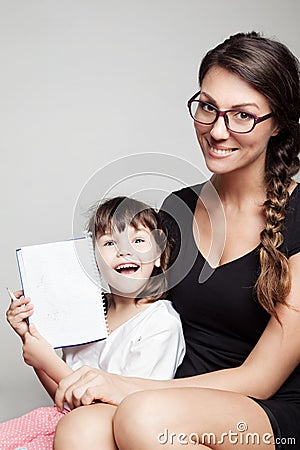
[198,32,300,319]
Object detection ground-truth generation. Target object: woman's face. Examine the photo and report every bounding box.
[194,66,279,176]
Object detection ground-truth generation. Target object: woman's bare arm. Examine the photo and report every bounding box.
[55,253,300,409]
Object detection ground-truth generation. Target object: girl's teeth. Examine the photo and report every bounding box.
[117,264,138,270]
[211,147,233,155]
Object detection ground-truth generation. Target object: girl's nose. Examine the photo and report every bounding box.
[209,116,230,140]
[116,246,132,257]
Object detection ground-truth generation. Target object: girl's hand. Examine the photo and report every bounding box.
[23,324,56,370]
[55,366,144,411]
[6,290,33,340]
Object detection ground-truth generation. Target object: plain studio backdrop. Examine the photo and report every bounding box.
[0,0,299,422]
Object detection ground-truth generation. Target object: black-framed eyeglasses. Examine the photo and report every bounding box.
[187,91,274,134]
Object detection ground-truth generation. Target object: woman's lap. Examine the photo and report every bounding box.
[8,389,276,450]
[114,387,276,450]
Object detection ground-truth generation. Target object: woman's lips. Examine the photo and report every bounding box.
[207,139,237,157]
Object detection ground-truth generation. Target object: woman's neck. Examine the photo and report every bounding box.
[211,172,266,211]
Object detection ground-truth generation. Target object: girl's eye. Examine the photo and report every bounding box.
[104,240,115,247]
[234,111,254,121]
[134,238,145,244]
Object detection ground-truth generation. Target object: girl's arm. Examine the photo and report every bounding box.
[55,252,300,409]
[23,324,73,400]
[33,368,63,400]
[6,292,73,400]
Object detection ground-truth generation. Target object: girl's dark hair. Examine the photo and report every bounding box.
[88,196,170,303]
[199,32,300,319]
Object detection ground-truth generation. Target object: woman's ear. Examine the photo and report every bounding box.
[271,122,281,137]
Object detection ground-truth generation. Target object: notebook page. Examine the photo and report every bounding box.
[17,237,108,348]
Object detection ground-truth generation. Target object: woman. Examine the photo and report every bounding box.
[54,32,300,450]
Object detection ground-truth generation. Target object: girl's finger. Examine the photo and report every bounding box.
[8,297,31,313]
[12,290,24,299]
[13,301,33,314]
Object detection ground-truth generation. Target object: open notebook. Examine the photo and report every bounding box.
[16,235,108,349]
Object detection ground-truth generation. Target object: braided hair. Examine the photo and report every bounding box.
[198,32,300,319]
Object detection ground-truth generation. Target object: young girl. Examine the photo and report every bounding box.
[2,196,185,450]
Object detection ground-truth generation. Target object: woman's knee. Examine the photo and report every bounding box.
[113,390,173,450]
[113,388,276,450]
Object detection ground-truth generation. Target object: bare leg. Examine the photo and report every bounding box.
[114,388,275,450]
[53,403,117,450]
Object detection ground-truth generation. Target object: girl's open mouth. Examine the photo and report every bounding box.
[115,263,140,275]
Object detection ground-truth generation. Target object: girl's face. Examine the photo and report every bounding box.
[95,224,161,298]
[194,66,279,176]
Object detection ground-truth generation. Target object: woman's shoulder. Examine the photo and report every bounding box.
[286,182,300,224]
[160,183,205,228]
[289,181,300,204]
[282,183,300,257]
[162,183,204,208]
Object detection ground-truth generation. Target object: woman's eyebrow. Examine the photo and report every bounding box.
[200,91,259,110]
[200,91,217,105]
[231,102,260,110]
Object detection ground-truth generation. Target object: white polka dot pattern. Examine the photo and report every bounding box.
[0,406,67,450]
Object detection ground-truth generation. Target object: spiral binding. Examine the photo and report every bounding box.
[84,231,109,336]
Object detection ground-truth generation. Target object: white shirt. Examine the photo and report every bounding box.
[63,300,185,380]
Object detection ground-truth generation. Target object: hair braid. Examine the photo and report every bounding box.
[256,178,291,320]
[256,127,300,319]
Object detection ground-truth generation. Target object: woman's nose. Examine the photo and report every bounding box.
[209,116,230,140]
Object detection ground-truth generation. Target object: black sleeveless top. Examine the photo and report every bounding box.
[161,183,300,449]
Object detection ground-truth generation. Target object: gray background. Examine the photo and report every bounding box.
[1,0,299,422]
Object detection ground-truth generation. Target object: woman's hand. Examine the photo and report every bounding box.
[23,324,57,371]
[55,366,146,411]
[6,290,33,340]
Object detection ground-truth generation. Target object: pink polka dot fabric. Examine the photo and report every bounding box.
[0,406,67,450]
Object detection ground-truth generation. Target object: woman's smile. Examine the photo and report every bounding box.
[206,138,238,157]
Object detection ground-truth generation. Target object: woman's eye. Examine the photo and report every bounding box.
[201,102,216,113]
[235,111,253,121]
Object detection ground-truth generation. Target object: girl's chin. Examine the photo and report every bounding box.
[110,282,147,297]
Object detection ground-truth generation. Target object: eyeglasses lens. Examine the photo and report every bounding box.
[190,101,255,133]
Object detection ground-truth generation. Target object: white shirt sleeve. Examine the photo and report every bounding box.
[119,302,185,380]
